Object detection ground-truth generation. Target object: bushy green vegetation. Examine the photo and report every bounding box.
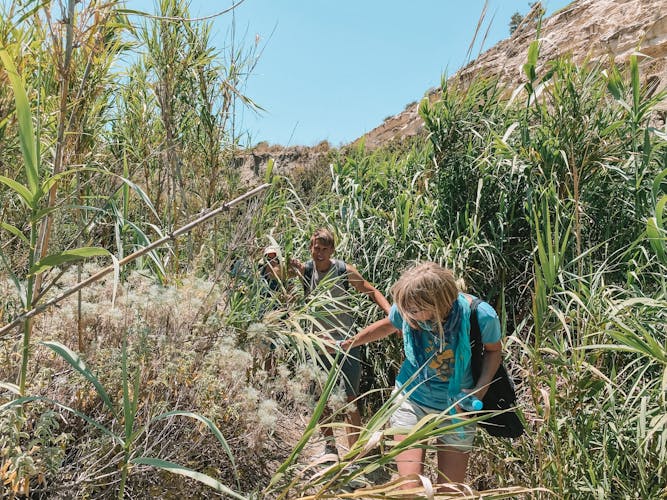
[1,1,666,498]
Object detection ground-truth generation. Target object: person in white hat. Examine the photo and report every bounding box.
[261,245,284,287]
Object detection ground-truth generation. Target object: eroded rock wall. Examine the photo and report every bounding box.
[240,0,667,175]
[361,0,667,149]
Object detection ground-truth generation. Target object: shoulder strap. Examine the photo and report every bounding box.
[304,260,349,294]
[303,260,314,295]
[469,298,484,384]
[335,259,349,290]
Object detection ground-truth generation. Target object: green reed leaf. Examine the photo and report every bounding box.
[40,341,116,416]
[0,222,30,245]
[152,410,239,488]
[29,247,110,276]
[0,49,40,196]
[130,457,247,499]
[0,174,35,208]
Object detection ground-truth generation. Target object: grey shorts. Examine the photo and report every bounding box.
[319,346,362,398]
[389,388,477,451]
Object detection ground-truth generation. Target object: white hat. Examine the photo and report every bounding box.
[263,245,281,259]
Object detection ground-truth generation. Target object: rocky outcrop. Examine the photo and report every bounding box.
[236,141,332,183]
[360,0,667,149]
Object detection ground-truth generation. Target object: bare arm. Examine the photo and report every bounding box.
[338,317,398,350]
[346,264,391,315]
[289,257,305,277]
[470,341,503,400]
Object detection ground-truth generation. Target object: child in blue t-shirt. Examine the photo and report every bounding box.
[335,261,502,491]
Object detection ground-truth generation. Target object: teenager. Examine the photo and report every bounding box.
[336,261,502,490]
[291,228,391,459]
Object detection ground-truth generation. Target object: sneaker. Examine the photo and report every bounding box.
[315,443,339,465]
[337,463,371,492]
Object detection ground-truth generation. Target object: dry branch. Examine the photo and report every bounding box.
[0,183,270,336]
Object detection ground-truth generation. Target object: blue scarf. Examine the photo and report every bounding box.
[402,293,471,397]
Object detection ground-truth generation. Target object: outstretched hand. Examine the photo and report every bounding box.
[289,257,304,275]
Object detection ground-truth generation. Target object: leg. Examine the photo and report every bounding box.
[389,393,428,490]
[313,353,337,454]
[344,395,361,449]
[318,404,339,460]
[340,348,362,450]
[435,445,470,492]
[394,434,425,490]
[320,405,335,441]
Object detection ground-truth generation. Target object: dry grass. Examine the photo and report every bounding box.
[0,267,347,497]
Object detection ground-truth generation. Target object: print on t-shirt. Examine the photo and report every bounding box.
[423,340,454,381]
[430,348,454,380]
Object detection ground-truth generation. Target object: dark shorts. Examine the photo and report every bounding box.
[319,346,362,398]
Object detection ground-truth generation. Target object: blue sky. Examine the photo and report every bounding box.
[130,0,573,147]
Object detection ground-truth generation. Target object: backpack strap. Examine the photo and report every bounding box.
[468,298,524,438]
[469,298,484,385]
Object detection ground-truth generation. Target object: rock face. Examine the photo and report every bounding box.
[236,141,332,183]
[242,0,667,174]
[360,0,667,149]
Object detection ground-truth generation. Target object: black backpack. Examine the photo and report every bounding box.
[470,299,525,438]
[302,259,348,295]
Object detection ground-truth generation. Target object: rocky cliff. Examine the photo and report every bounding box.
[241,0,667,175]
[361,0,667,149]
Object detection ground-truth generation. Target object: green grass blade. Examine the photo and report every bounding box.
[40,166,160,221]
[606,65,624,100]
[122,152,130,220]
[523,40,539,83]
[130,457,247,499]
[40,341,116,416]
[656,195,667,230]
[0,49,40,195]
[0,396,41,412]
[121,335,133,445]
[29,246,110,275]
[125,221,167,281]
[630,55,640,117]
[117,174,160,220]
[0,246,25,306]
[0,174,36,208]
[646,216,666,264]
[1,395,121,446]
[0,222,30,245]
[151,410,240,488]
[264,158,275,184]
[651,168,667,203]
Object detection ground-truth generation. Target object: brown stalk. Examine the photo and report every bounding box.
[33,0,77,301]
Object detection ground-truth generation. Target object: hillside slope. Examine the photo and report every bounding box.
[241,0,667,175]
[359,0,667,149]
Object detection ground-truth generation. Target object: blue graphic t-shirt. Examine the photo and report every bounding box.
[389,297,501,411]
